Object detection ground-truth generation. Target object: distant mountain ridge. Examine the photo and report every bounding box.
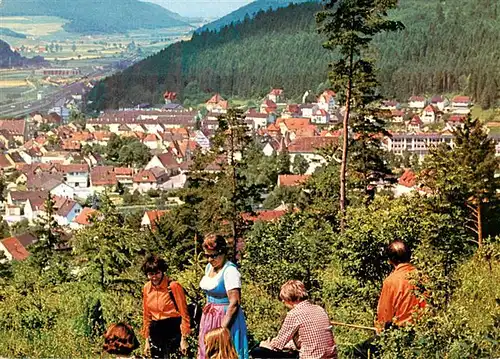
[0,0,191,34]
[0,39,46,67]
[197,0,314,33]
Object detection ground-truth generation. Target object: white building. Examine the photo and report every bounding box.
[384,133,455,158]
[408,96,426,110]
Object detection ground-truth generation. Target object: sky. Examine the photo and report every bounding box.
[143,0,254,18]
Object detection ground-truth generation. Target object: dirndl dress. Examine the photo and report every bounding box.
[197,261,249,359]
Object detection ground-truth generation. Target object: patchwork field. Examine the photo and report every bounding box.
[0,16,67,37]
[0,79,28,88]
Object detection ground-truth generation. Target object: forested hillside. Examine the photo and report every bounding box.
[88,0,500,110]
[0,0,189,34]
[196,0,314,33]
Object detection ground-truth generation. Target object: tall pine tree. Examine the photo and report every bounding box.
[316,0,404,229]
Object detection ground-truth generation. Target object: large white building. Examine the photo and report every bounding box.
[385,133,454,157]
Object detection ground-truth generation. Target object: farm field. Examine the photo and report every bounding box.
[1,16,193,60]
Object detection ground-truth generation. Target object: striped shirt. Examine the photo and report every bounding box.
[270,301,337,359]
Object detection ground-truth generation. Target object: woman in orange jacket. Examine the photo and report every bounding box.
[141,255,191,358]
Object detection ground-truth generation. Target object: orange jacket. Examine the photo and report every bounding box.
[142,276,191,338]
[376,263,425,330]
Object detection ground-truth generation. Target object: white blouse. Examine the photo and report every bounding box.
[199,262,242,292]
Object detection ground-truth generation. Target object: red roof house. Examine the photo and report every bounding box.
[278,174,311,187]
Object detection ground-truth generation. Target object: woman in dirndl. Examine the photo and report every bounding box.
[197,235,249,359]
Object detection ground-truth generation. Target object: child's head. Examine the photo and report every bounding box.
[204,327,238,359]
[103,322,139,356]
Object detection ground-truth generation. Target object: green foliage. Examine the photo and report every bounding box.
[106,134,151,168]
[292,154,309,175]
[317,0,403,106]
[276,148,292,175]
[421,117,500,243]
[302,158,340,220]
[72,200,145,291]
[378,241,500,359]
[244,141,279,190]
[241,212,335,297]
[262,185,302,210]
[0,216,10,239]
[189,108,263,248]
[348,116,394,204]
[0,250,12,279]
[147,206,202,272]
[10,218,32,236]
[69,109,86,129]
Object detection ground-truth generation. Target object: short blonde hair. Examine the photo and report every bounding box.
[279,280,308,303]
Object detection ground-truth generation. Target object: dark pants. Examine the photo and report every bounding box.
[250,346,299,359]
[350,336,378,359]
[149,317,182,359]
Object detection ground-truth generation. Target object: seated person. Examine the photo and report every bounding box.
[251,280,337,359]
[103,322,140,358]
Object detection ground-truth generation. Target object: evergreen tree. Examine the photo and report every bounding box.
[72,195,144,290]
[421,117,500,246]
[0,216,9,238]
[189,108,261,260]
[348,116,393,204]
[277,147,291,175]
[31,194,71,283]
[316,0,404,229]
[292,154,309,175]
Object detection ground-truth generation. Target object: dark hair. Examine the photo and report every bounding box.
[386,241,411,265]
[103,323,139,355]
[141,254,168,275]
[202,234,228,254]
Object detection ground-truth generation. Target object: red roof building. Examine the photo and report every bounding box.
[451,96,471,104]
[0,233,38,261]
[278,174,311,187]
[241,210,287,222]
[398,169,416,188]
[73,207,98,226]
[287,136,338,154]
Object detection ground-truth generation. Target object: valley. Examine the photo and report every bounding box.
[0,15,196,116]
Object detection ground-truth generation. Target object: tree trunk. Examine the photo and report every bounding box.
[229,127,239,262]
[477,202,483,247]
[340,52,353,231]
[340,86,350,230]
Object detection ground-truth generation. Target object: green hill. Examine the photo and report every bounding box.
[0,0,190,34]
[196,0,315,33]
[88,0,500,110]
